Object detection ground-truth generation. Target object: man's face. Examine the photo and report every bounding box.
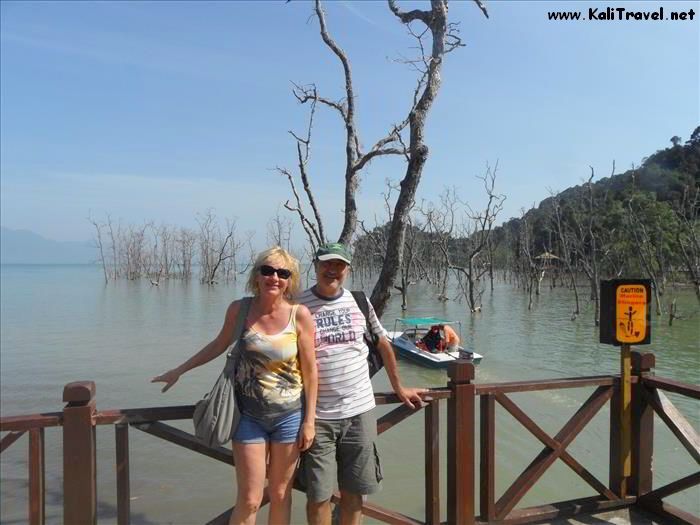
[315,259,350,294]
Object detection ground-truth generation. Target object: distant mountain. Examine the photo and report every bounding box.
[0,227,96,264]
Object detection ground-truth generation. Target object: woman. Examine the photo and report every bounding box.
[152,247,317,525]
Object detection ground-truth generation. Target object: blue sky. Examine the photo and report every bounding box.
[1,0,698,247]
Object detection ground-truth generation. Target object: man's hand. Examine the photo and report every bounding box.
[396,386,428,409]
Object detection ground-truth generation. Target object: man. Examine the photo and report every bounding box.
[297,242,426,525]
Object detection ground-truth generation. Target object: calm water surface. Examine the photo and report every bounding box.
[1,265,698,523]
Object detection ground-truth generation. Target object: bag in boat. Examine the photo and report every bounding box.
[351,291,384,377]
[193,297,251,447]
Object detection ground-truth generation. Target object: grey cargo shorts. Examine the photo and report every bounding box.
[298,410,383,502]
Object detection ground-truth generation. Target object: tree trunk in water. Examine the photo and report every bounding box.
[371,147,429,315]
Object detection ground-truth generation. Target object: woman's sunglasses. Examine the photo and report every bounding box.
[259,265,292,280]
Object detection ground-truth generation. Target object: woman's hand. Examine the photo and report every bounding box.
[151,368,181,393]
[297,421,315,451]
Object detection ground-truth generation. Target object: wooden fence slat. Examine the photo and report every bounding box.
[375,390,452,405]
[360,500,424,525]
[329,491,423,525]
[479,395,496,521]
[1,431,25,453]
[377,404,423,435]
[133,422,233,464]
[638,498,700,525]
[0,414,62,432]
[425,399,440,525]
[610,378,623,496]
[645,388,700,464]
[485,495,636,525]
[494,385,612,519]
[94,405,195,426]
[495,392,617,501]
[475,376,617,395]
[116,424,130,525]
[631,352,654,496]
[640,471,700,502]
[643,377,700,400]
[29,428,45,525]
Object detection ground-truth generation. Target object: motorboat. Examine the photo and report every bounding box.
[385,317,482,369]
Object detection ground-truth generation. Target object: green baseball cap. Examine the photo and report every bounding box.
[315,242,352,265]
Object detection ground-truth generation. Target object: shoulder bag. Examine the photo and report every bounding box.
[193,296,252,447]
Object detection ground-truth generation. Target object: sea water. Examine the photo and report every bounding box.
[1,264,698,523]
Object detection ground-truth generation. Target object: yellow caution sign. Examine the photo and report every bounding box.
[616,285,647,343]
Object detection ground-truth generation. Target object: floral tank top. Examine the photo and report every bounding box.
[235,305,303,421]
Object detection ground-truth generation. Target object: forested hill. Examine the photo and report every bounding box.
[352,126,699,314]
[492,126,700,274]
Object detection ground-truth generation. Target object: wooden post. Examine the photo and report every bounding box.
[63,381,97,525]
[609,377,623,496]
[116,423,131,525]
[631,351,655,496]
[480,394,496,521]
[425,400,440,525]
[447,360,475,525]
[619,344,633,497]
[28,428,45,525]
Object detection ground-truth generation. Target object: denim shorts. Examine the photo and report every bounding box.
[232,410,302,444]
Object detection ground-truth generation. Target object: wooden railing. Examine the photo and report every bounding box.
[1,350,698,525]
[633,354,700,525]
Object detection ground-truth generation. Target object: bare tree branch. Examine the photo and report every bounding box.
[387,0,431,24]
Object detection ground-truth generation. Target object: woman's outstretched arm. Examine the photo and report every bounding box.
[151,300,243,392]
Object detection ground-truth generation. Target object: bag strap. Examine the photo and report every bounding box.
[351,291,375,341]
[231,297,252,345]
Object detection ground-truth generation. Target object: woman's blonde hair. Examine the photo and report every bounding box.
[245,246,301,300]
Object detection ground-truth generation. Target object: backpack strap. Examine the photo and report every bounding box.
[351,290,378,343]
[351,290,369,323]
[351,290,383,377]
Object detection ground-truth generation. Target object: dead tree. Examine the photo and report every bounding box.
[674,185,700,302]
[176,227,196,280]
[549,193,581,319]
[197,210,236,284]
[88,213,109,284]
[106,215,120,280]
[453,168,504,312]
[422,188,458,301]
[625,197,667,315]
[569,168,607,326]
[518,210,539,311]
[425,170,504,313]
[267,209,293,252]
[284,0,488,317]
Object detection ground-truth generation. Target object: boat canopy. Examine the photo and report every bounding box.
[395,317,456,326]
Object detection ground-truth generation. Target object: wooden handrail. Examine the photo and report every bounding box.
[643,376,700,400]
[2,354,698,525]
[0,413,62,432]
[475,375,619,395]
